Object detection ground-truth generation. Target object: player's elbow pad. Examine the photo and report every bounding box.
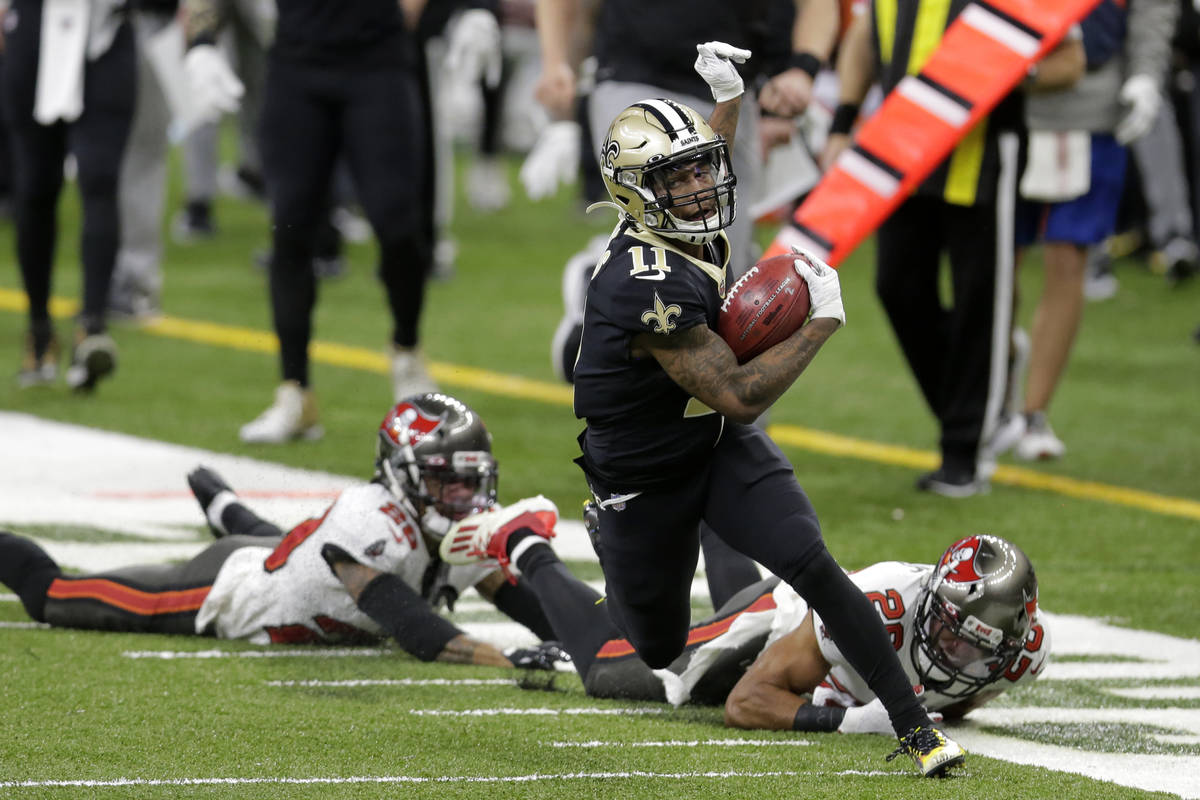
[356,573,463,662]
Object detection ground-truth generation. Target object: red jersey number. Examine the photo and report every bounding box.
[865,589,906,651]
[263,510,329,573]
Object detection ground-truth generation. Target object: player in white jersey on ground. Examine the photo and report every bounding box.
[439,523,1048,737]
[0,393,563,668]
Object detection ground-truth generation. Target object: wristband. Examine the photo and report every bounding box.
[788,51,822,80]
[791,703,847,732]
[829,102,860,136]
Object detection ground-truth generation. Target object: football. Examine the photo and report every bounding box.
[718,253,812,363]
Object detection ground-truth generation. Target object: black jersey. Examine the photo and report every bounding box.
[573,222,731,489]
[592,0,793,99]
[272,0,410,67]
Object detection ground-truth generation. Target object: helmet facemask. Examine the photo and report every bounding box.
[910,589,1024,698]
[909,535,1037,699]
[621,142,736,245]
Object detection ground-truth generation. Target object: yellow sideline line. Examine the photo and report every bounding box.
[2,288,1196,521]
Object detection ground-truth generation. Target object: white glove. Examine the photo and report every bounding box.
[694,41,751,103]
[791,246,845,327]
[837,698,893,735]
[519,120,581,200]
[836,696,943,736]
[1115,73,1161,145]
[184,44,244,123]
[445,9,503,89]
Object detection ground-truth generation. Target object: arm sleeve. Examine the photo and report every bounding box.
[492,580,556,641]
[1125,0,1177,82]
[355,573,465,662]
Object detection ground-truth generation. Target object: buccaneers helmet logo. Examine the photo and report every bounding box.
[382,403,445,447]
[939,535,985,584]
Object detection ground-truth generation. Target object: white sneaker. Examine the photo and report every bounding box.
[1015,411,1065,461]
[987,413,1027,458]
[466,158,512,212]
[239,381,323,444]
[391,347,437,402]
[1084,247,1119,302]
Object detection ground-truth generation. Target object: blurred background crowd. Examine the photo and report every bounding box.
[2,0,1196,494]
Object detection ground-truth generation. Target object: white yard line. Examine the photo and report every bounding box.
[267,678,517,687]
[0,770,906,789]
[409,707,665,717]
[123,648,391,659]
[548,739,812,748]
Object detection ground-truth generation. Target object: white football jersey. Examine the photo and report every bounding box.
[195,483,493,644]
[766,561,1050,712]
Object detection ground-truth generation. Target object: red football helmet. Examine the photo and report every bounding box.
[375,393,498,532]
[910,535,1038,698]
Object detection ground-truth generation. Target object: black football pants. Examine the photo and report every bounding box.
[259,56,431,386]
[874,147,1017,475]
[586,423,931,734]
[0,5,135,334]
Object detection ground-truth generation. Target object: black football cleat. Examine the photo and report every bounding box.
[887,726,966,778]
[187,466,234,538]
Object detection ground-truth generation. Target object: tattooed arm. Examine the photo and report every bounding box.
[328,554,513,667]
[633,316,840,424]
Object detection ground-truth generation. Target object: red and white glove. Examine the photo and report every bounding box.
[440,495,558,582]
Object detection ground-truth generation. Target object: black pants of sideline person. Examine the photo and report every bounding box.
[259,56,431,387]
[875,191,1014,477]
[0,8,135,337]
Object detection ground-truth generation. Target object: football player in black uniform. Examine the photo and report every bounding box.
[564,42,966,777]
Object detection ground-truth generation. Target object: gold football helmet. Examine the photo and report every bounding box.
[599,98,736,245]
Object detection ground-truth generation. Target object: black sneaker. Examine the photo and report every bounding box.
[187,466,234,537]
[64,333,117,393]
[887,726,966,778]
[915,466,988,498]
[172,200,216,243]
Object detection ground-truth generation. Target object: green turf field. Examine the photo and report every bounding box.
[0,146,1197,798]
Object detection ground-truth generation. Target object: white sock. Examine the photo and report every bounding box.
[507,536,551,577]
[206,491,237,536]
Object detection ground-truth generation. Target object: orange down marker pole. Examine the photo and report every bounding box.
[764,0,1104,266]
